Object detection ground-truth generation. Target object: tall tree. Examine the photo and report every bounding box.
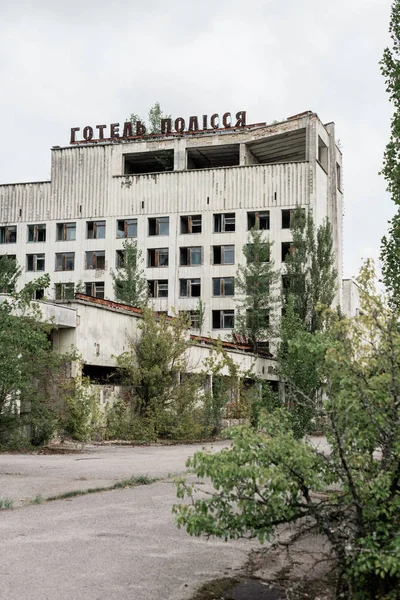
[284,206,337,333]
[127,102,171,134]
[111,240,148,308]
[380,0,400,305]
[235,227,279,352]
[0,255,21,294]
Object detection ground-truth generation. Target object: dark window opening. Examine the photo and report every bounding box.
[246,128,307,164]
[179,247,202,266]
[212,277,234,296]
[281,242,293,262]
[124,150,174,174]
[56,222,76,241]
[336,163,342,191]
[187,144,240,170]
[28,224,46,243]
[55,252,75,271]
[212,245,235,265]
[318,136,328,172]
[212,309,235,329]
[247,211,270,230]
[117,219,137,238]
[55,282,74,300]
[33,288,44,301]
[148,280,168,298]
[180,215,202,234]
[27,253,45,272]
[85,251,105,270]
[149,217,169,236]
[281,209,292,229]
[180,278,201,297]
[213,213,235,233]
[87,221,106,239]
[148,248,169,267]
[0,226,17,244]
[85,282,105,298]
[82,364,123,384]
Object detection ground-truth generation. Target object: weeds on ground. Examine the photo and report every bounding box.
[0,498,14,509]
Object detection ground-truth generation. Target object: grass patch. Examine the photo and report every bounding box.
[30,494,44,505]
[0,498,14,510]
[45,474,157,503]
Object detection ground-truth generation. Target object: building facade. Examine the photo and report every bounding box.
[0,110,343,339]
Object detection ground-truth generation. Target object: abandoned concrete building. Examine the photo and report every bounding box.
[0,110,344,340]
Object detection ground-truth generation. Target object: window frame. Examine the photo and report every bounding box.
[56,222,76,241]
[87,220,106,240]
[116,218,137,239]
[213,212,236,233]
[26,253,45,272]
[55,252,75,272]
[27,224,46,243]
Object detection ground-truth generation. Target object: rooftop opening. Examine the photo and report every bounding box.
[187,144,240,170]
[124,150,174,175]
[246,128,307,164]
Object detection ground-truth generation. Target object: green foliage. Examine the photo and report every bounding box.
[284,207,337,333]
[148,101,171,134]
[111,240,148,307]
[116,309,201,439]
[0,255,21,293]
[0,498,14,510]
[235,227,279,352]
[62,374,105,442]
[175,262,400,599]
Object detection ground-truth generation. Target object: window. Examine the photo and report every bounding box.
[32,288,44,301]
[212,310,235,329]
[148,248,169,267]
[149,217,169,236]
[28,224,46,243]
[318,136,328,172]
[55,282,75,300]
[180,215,202,234]
[212,245,235,265]
[281,242,293,262]
[213,213,235,233]
[117,219,137,238]
[124,150,174,175]
[85,251,105,270]
[27,253,45,272]
[55,252,75,271]
[116,249,125,269]
[180,310,201,329]
[56,222,76,241]
[180,278,201,297]
[85,282,105,298]
[282,274,290,291]
[180,247,202,266]
[213,277,234,297]
[247,211,270,230]
[87,221,106,239]
[148,280,168,298]
[281,209,292,229]
[246,243,270,263]
[0,226,17,244]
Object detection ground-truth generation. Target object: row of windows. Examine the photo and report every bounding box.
[0,210,296,245]
[2,242,293,272]
[148,277,235,298]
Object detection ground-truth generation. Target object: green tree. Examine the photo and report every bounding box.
[0,255,21,293]
[235,227,279,352]
[116,309,201,440]
[127,102,171,135]
[284,206,337,333]
[111,240,148,307]
[380,0,400,305]
[0,272,69,446]
[174,261,400,599]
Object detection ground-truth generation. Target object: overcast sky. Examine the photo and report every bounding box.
[0,0,394,278]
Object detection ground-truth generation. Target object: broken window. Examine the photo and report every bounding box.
[0,226,17,244]
[55,252,75,271]
[213,213,236,233]
[27,224,46,243]
[56,222,76,241]
[180,215,202,234]
[85,251,105,270]
[27,253,45,272]
[85,282,105,298]
[87,220,106,239]
[212,309,235,329]
[281,242,294,262]
[148,248,169,267]
[187,144,240,170]
[55,282,75,300]
[149,217,169,236]
[32,288,44,301]
[212,245,235,265]
[117,219,137,238]
[148,280,168,298]
[318,136,328,172]
[179,310,201,329]
[212,277,234,297]
[179,278,201,297]
[179,246,202,266]
[124,150,174,174]
[247,211,270,231]
[281,209,292,229]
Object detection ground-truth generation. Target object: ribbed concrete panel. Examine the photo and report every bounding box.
[0,182,51,223]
